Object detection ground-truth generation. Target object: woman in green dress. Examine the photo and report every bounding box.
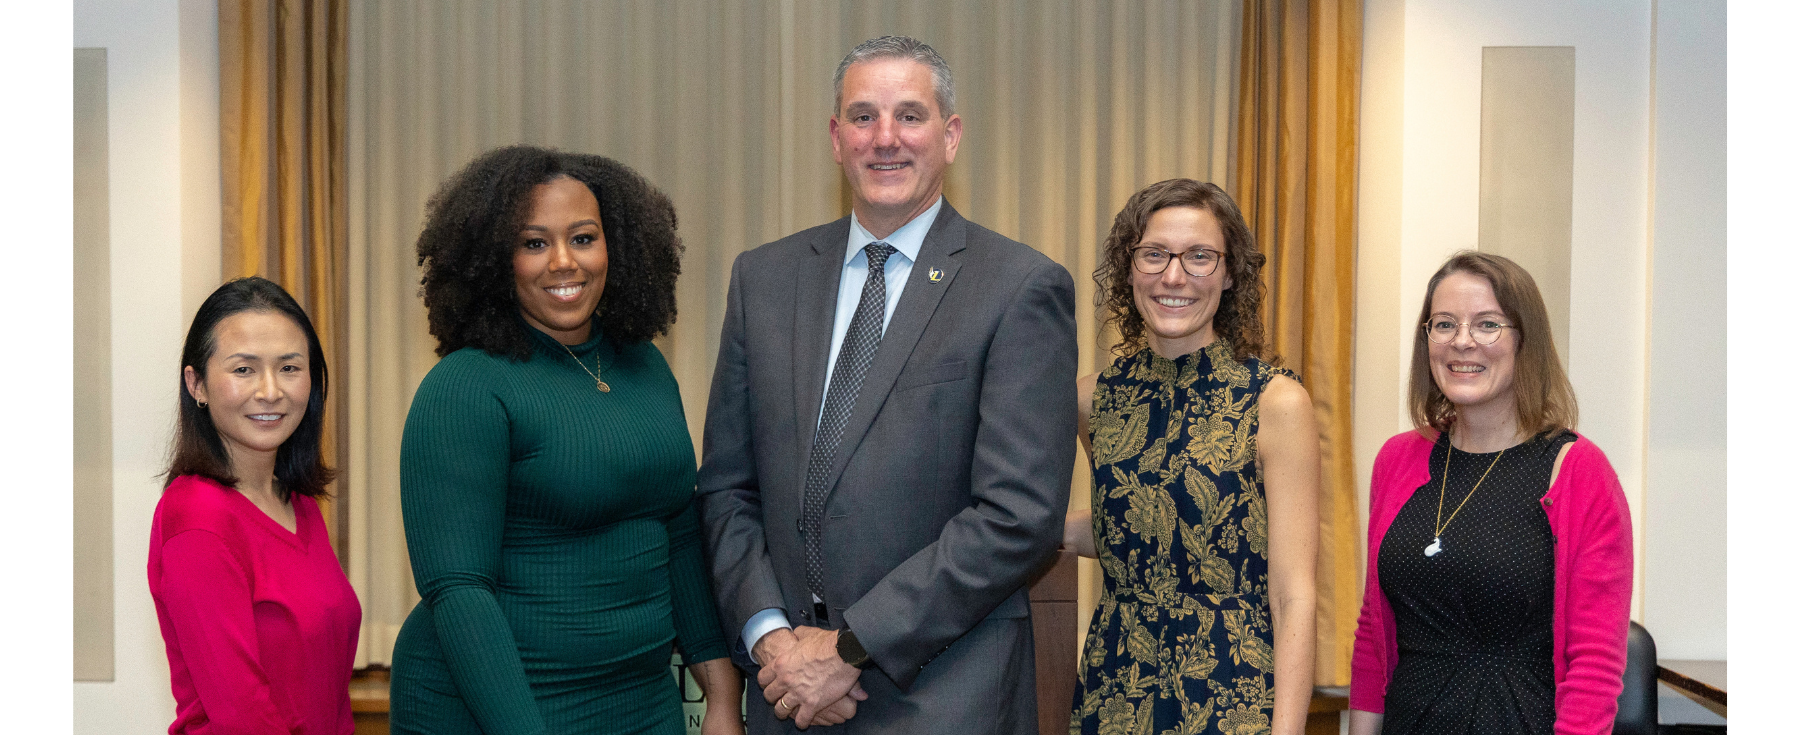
[390,146,743,735]
[1065,179,1320,735]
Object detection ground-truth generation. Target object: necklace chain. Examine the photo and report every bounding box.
[1426,435,1506,557]
[559,341,613,393]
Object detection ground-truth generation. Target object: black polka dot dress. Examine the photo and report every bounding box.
[1376,429,1575,735]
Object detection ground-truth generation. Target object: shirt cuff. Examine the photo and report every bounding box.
[742,608,792,665]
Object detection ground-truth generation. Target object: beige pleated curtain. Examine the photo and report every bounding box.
[219,0,349,541]
[222,0,1368,681]
[1234,0,1363,687]
[341,0,1243,667]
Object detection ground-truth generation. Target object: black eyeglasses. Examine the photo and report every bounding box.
[1131,247,1223,278]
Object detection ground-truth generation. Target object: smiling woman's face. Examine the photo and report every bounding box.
[1129,205,1233,359]
[1427,270,1518,417]
[513,176,608,344]
[183,310,311,470]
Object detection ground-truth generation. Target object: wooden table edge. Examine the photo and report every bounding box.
[1656,664,1726,707]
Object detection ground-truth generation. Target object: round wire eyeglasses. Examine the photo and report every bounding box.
[1422,317,1513,345]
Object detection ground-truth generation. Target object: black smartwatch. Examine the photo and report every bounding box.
[836,627,874,669]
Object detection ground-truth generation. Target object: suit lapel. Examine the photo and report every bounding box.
[792,218,851,460]
[821,205,969,497]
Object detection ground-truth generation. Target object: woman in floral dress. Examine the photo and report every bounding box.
[1065,179,1319,735]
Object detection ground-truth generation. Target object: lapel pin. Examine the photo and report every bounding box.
[928,268,944,283]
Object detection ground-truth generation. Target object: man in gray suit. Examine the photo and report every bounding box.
[697,35,1078,733]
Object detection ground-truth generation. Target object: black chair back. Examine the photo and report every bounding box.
[1614,620,1659,735]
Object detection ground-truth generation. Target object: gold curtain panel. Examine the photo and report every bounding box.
[219,0,348,543]
[1235,0,1364,688]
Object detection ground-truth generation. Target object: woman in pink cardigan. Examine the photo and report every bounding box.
[1349,252,1632,735]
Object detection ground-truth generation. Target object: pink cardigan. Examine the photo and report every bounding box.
[1349,430,1633,735]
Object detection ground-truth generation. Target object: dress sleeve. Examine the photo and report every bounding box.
[400,359,545,735]
[1553,446,1634,735]
[157,529,299,735]
[665,498,730,665]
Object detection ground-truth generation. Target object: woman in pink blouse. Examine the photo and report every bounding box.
[149,276,361,735]
[1349,252,1632,735]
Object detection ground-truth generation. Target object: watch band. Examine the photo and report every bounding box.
[836,627,874,670]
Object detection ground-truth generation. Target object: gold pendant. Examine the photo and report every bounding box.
[597,378,611,393]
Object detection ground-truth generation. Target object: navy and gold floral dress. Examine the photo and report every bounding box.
[1073,339,1294,735]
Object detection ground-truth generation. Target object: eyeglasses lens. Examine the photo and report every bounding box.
[1426,320,1506,345]
[1132,248,1220,277]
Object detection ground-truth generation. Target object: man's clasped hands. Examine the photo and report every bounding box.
[753,626,871,729]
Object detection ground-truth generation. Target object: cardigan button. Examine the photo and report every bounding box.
[1544,498,1554,505]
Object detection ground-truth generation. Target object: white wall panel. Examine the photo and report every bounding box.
[73,0,220,731]
[1355,0,1670,633]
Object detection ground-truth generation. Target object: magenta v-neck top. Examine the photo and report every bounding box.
[149,475,362,735]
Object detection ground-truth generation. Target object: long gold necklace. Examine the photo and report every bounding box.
[559,341,613,393]
[1424,437,1505,558]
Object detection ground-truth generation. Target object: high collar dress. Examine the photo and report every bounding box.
[1073,339,1294,735]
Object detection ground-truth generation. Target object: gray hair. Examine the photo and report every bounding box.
[833,35,956,117]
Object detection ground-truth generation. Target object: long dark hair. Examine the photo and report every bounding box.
[416,145,684,359]
[1096,178,1269,362]
[164,276,335,500]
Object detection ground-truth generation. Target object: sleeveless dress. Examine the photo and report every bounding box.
[1073,339,1294,735]
[1375,430,1572,734]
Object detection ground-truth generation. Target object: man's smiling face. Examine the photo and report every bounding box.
[829,57,962,234]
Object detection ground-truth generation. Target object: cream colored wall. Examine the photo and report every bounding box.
[1355,0,1726,659]
[72,0,220,731]
[1643,0,1725,661]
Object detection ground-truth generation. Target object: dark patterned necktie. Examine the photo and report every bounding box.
[802,241,896,621]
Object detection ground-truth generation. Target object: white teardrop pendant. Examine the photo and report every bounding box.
[1423,537,1442,557]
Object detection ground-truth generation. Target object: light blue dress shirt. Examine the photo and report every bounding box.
[741,197,945,662]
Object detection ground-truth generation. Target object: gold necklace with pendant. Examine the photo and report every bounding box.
[559,341,614,393]
[1424,437,1506,558]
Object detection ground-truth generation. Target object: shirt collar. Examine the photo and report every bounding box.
[844,196,943,266]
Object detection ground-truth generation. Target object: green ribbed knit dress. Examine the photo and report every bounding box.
[389,322,728,735]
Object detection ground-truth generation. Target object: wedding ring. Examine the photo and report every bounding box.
[779,696,794,712]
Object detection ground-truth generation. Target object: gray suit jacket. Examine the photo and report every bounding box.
[697,204,1077,733]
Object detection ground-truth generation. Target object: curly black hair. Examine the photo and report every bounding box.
[1095,178,1270,363]
[416,145,683,359]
